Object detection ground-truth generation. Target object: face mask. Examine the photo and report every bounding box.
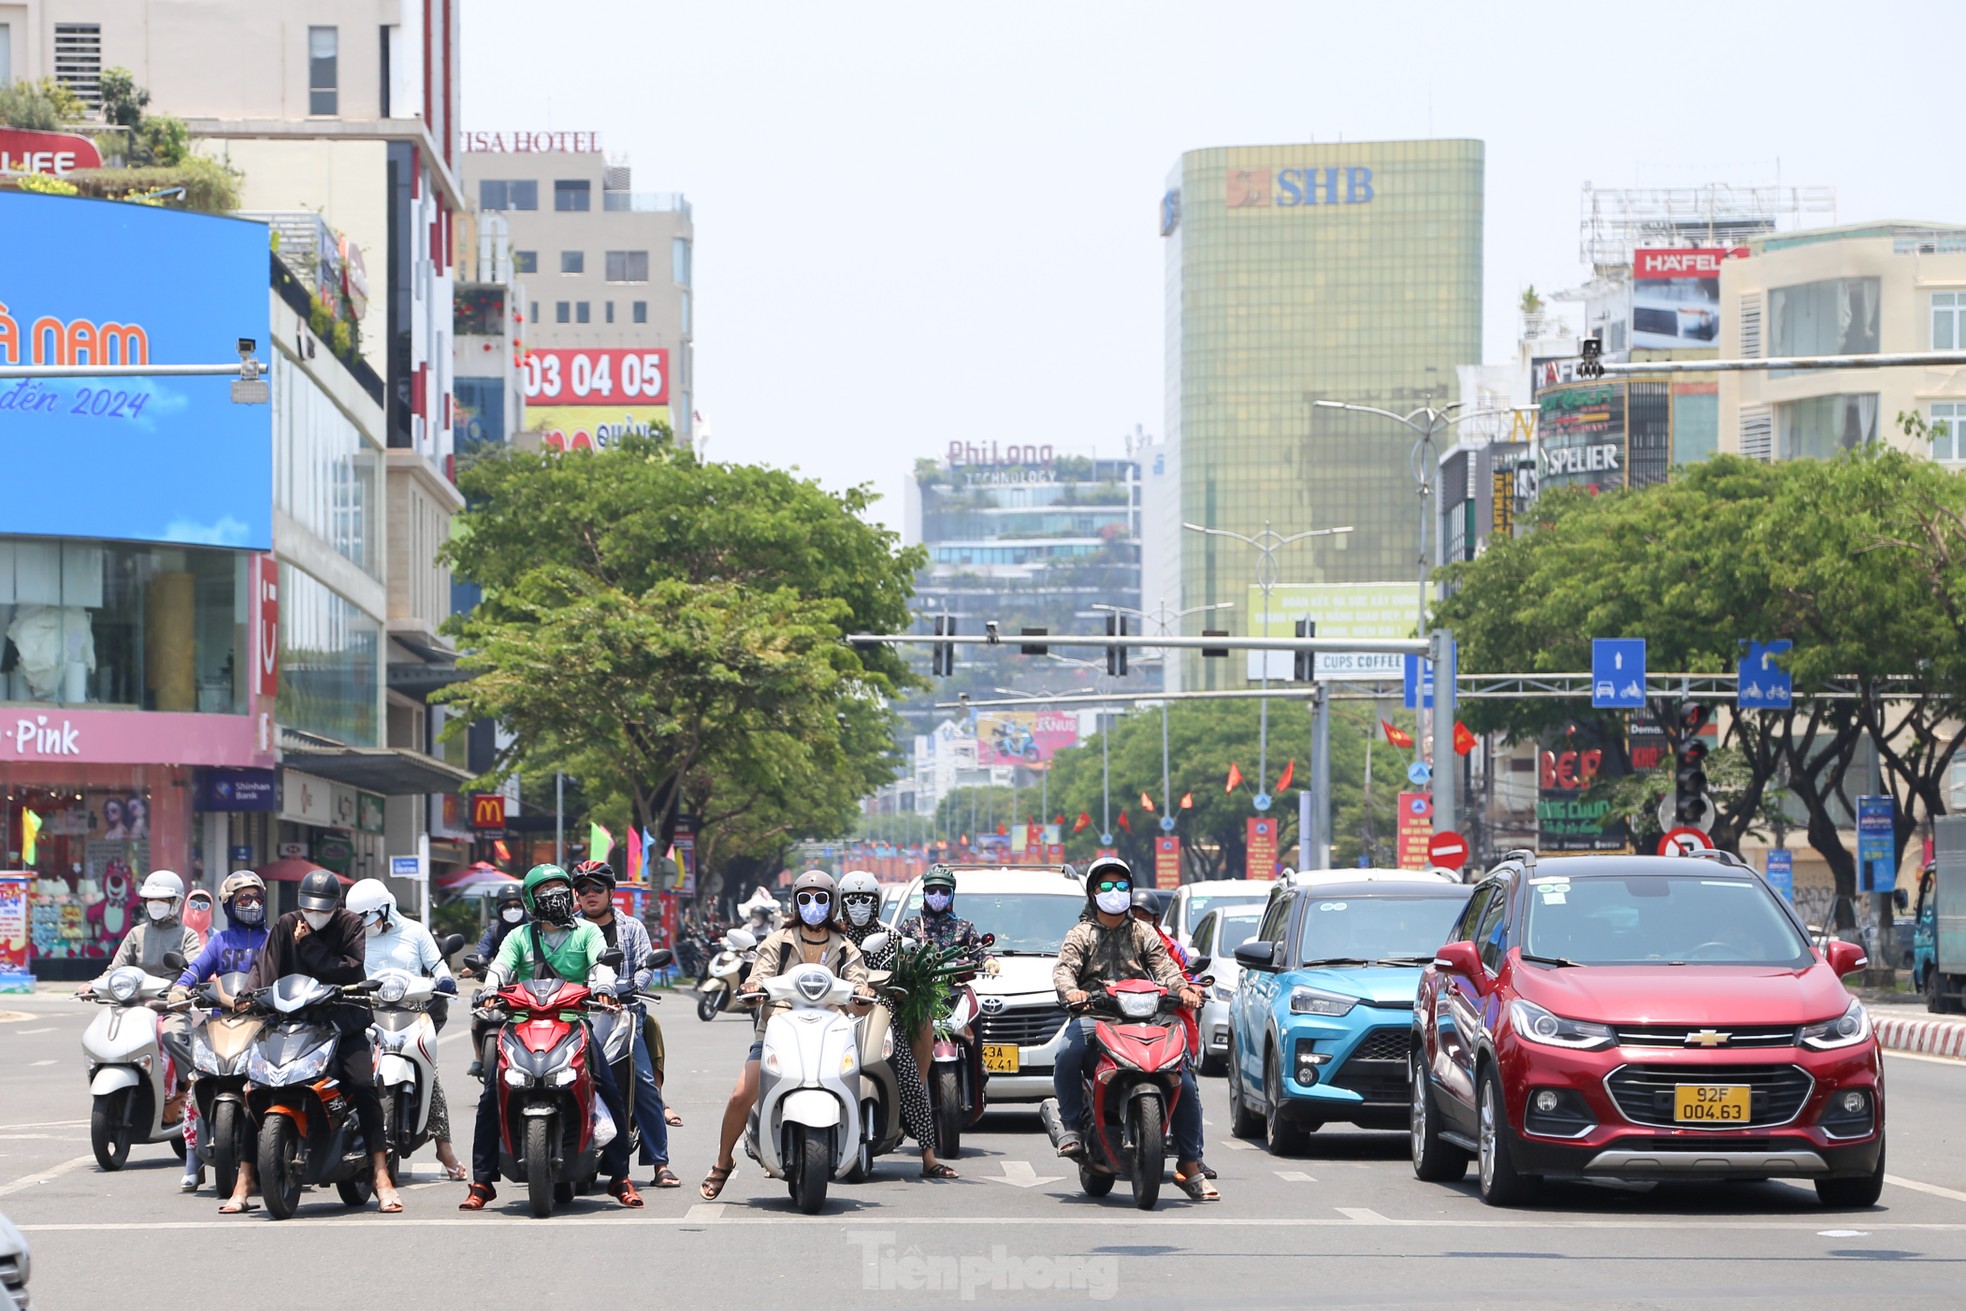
[301,910,333,931]
[798,900,832,927]
[232,902,265,927]
[145,899,174,922]
[1094,890,1131,916]
[534,889,575,925]
[365,919,385,938]
[846,901,874,926]
[924,891,953,913]
[501,906,525,924]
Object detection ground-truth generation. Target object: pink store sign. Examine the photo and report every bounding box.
[0,709,269,768]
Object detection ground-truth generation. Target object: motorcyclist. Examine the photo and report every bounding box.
[897,866,987,1090]
[459,864,641,1211]
[347,879,465,1180]
[1131,887,1215,1184]
[222,870,402,1214]
[836,870,954,1180]
[738,885,779,939]
[169,870,269,1193]
[699,871,875,1200]
[463,885,528,1078]
[1050,857,1217,1202]
[571,860,683,1190]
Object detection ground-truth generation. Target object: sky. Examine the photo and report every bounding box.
[464,0,1966,534]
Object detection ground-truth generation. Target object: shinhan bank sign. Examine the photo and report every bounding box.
[1225,166,1374,209]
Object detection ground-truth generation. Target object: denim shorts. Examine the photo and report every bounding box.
[747,1039,763,1062]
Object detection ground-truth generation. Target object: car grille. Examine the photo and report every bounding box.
[1325,1058,1408,1105]
[1605,1064,1814,1129]
[1,1252,26,1310]
[1349,1027,1411,1063]
[979,1006,1069,1049]
[1614,1024,1798,1049]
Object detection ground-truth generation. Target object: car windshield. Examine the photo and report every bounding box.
[897,892,1088,954]
[1296,892,1472,966]
[1184,892,1268,928]
[1520,874,1812,966]
[1214,909,1262,954]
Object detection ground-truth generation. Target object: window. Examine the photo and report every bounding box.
[1474,885,1509,972]
[512,250,537,274]
[672,237,692,286]
[555,302,570,325]
[560,250,584,275]
[273,354,379,578]
[529,302,539,325]
[1449,884,1493,944]
[53,23,100,110]
[575,302,590,325]
[308,27,338,116]
[632,301,648,324]
[1770,278,1880,359]
[0,24,13,87]
[478,180,537,211]
[1934,292,1966,350]
[1256,891,1293,946]
[605,250,649,283]
[1932,402,1966,461]
[278,565,381,746]
[1777,393,1879,460]
[681,290,691,336]
[605,302,614,324]
[553,179,591,212]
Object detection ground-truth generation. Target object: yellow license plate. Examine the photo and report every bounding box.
[1673,1084,1751,1123]
[982,1043,1020,1074]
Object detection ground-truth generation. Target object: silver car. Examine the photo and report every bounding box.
[0,1208,30,1310]
[1189,905,1264,1076]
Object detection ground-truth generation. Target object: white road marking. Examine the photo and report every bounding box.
[682,1202,725,1222]
[28,1060,56,1067]
[1223,1140,1257,1150]
[1883,1048,1966,1068]
[1886,1173,1966,1204]
[0,1120,87,1130]
[1336,1206,1391,1222]
[1274,1170,1317,1182]
[0,1154,94,1199]
[984,1160,1065,1187]
[10,1027,55,1036]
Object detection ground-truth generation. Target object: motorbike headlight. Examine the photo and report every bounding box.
[1117,991,1158,1020]
[549,1067,578,1087]
[1800,997,1871,1051]
[1509,998,1616,1051]
[246,1046,278,1084]
[376,976,409,1005]
[107,969,142,1004]
[191,1032,222,1075]
[1289,986,1357,1017]
[504,1067,530,1087]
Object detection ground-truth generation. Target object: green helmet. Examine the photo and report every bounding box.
[522,863,573,913]
[922,867,957,892]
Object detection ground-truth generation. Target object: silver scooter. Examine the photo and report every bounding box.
[78,966,190,1171]
[369,968,443,1177]
[698,927,758,1022]
[742,963,867,1213]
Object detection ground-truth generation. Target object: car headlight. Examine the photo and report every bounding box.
[1117,991,1158,1020]
[1509,998,1615,1051]
[1289,986,1357,1017]
[1800,997,1871,1051]
[1211,984,1234,1003]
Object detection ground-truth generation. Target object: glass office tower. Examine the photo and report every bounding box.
[1161,140,1483,687]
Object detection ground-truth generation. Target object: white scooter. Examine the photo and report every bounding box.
[78,966,189,1171]
[742,963,867,1214]
[368,968,443,1177]
[697,927,758,1022]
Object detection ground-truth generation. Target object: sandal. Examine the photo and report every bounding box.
[1200,1161,1218,1180]
[608,1177,645,1208]
[1056,1134,1085,1160]
[441,1161,467,1181]
[218,1199,258,1214]
[651,1166,682,1189]
[457,1182,496,1211]
[378,1195,404,1214]
[665,1110,684,1126]
[699,1164,734,1201]
[1174,1170,1220,1202]
[921,1161,959,1180]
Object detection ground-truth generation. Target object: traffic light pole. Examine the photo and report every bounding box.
[1431,628,1458,841]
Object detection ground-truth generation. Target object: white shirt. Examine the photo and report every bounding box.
[363,916,452,981]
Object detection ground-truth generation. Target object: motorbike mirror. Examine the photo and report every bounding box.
[598,947,625,969]
[1195,974,1216,989]
[162,951,187,971]
[861,931,892,957]
[462,954,489,972]
[647,947,675,969]
[979,932,996,947]
[1189,956,1212,975]
[440,933,467,956]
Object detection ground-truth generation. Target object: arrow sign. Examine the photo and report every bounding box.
[984,1160,1064,1188]
[1737,639,1794,710]
[1591,639,1647,710]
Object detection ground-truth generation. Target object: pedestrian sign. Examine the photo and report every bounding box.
[1737,639,1794,710]
[1591,639,1647,710]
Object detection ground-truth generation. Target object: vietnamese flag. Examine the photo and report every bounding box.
[1179,793,1194,810]
[1453,721,1478,756]
[1140,792,1155,812]
[1276,759,1295,792]
[1381,719,1414,749]
[1225,762,1243,793]
[1117,811,1132,833]
[1073,812,1092,834]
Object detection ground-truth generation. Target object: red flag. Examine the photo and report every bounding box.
[1277,758,1296,791]
[1117,811,1132,833]
[1140,792,1155,812]
[493,839,512,863]
[1453,721,1478,756]
[997,823,1007,836]
[1381,719,1414,749]
[1073,811,1092,834]
[1225,762,1243,793]
[1179,793,1194,810]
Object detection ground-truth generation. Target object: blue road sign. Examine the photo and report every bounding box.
[1403,638,1456,710]
[1764,849,1794,902]
[1253,792,1272,812]
[1737,639,1794,710]
[1099,832,1114,846]
[1159,815,1177,833]
[1407,760,1432,786]
[1856,795,1895,893]
[1591,639,1647,709]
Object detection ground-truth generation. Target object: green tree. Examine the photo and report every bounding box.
[0,78,85,131]
[99,67,189,167]
[437,435,926,894]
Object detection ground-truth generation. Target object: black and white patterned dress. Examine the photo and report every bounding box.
[843,921,937,1153]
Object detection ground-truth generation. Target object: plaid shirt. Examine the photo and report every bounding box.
[582,910,653,996]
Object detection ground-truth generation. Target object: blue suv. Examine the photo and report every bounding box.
[1226,874,1473,1154]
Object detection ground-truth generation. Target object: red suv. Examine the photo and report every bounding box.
[1410,851,1883,1207]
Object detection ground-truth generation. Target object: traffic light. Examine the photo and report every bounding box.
[1673,701,1712,826]
[1020,627,1049,656]
[1293,618,1316,682]
[931,616,956,677]
[1105,615,1129,676]
[1201,629,1230,659]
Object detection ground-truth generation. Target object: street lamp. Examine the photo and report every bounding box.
[1181,521,1353,810]
[1093,600,1235,832]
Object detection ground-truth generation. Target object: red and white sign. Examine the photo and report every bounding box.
[521,348,668,406]
[0,127,103,177]
[1658,826,1715,856]
[1632,248,1749,280]
[252,554,280,699]
[1428,830,1470,871]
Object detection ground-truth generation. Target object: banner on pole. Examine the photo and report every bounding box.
[1152,836,1181,888]
[1396,792,1434,871]
[1246,817,1279,880]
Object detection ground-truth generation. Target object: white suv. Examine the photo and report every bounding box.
[1161,878,1276,951]
[887,865,1089,1103]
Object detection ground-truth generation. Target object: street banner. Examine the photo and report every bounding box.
[1396,793,1434,871]
[1152,836,1181,888]
[1765,849,1795,902]
[1247,817,1279,880]
[0,873,31,992]
[1857,796,1896,894]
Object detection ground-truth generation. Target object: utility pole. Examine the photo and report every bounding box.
[554,772,565,867]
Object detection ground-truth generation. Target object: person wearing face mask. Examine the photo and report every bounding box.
[699,870,875,1200]
[897,867,990,1094]
[836,871,954,1179]
[169,871,272,1192]
[226,869,402,1214]
[346,879,465,1180]
[463,885,527,1078]
[1049,857,1214,1198]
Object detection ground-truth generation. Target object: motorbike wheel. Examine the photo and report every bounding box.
[1080,1162,1115,1198]
[934,1069,963,1161]
[89,1091,132,1172]
[555,1181,575,1205]
[697,992,721,1023]
[843,1102,875,1183]
[257,1112,305,1221]
[1129,1096,1165,1211]
[211,1101,247,1199]
[525,1116,555,1218]
[790,1124,830,1215]
[336,1169,373,1208]
[479,1033,499,1082]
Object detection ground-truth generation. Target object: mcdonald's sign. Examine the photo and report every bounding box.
[470,793,506,831]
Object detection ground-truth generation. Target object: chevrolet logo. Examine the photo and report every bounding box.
[1684,1029,1731,1048]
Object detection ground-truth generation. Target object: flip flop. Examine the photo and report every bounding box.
[651,1166,682,1189]
[218,1199,258,1214]
[700,1164,734,1200]
[441,1163,467,1181]
[665,1110,684,1126]
[1174,1170,1220,1202]
[608,1178,645,1208]
[377,1196,404,1214]
[921,1162,959,1179]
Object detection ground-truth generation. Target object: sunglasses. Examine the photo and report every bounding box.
[1095,879,1131,894]
[795,891,832,907]
[842,892,878,904]
[231,893,265,906]
[574,882,610,895]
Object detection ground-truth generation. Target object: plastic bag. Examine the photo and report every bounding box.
[591,1098,617,1148]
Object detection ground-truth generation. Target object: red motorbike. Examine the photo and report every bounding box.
[1041,977,1195,1210]
[481,977,622,1218]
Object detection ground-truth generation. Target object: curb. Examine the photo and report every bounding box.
[1874,1014,1966,1059]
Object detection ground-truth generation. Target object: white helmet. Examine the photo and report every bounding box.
[219,869,265,904]
[345,878,396,927]
[138,869,184,901]
[839,870,880,899]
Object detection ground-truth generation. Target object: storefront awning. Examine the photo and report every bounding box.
[280,730,473,796]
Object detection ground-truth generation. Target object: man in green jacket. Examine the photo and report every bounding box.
[459,864,642,1210]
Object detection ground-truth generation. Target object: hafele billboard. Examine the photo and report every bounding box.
[1630,247,1746,352]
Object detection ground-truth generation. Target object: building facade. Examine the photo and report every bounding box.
[1159,140,1484,687]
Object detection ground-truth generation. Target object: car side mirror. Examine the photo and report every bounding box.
[1894,888,1910,913]
[1233,941,1277,971]
[440,934,466,957]
[1432,940,1483,980]
[1823,939,1869,977]
[1189,955,1212,975]
[647,948,674,970]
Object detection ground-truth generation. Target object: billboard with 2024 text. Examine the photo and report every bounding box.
[0,193,272,548]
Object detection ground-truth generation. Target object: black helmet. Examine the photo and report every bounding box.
[296,869,343,913]
[571,859,616,891]
[1129,888,1160,917]
[494,885,524,910]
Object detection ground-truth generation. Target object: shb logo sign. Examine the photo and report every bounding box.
[1226,167,1374,209]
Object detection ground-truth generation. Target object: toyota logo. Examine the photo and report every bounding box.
[979,996,1006,1015]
